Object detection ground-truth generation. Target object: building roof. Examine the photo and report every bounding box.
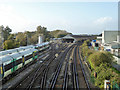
[62,34,75,39]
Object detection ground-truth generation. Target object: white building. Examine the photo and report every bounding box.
[97,30,120,65]
[96,31,120,50]
[102,31,120,44]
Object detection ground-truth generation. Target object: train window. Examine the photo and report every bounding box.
[16,56,22,60]
[25,54,33,60]
[24,53,32,57]
[4,63,13,71]
[15,58,22,65]
[3,60,11,66]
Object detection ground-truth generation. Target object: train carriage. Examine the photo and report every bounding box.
[0,49,38,80]
[9,53,23,72]
[0,42,50,81]
[0,55,13,79]
[35,42,50,52]
[0,45,35,57]
[20,48,38,65]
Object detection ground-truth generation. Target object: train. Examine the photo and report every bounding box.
[0,42,50,80]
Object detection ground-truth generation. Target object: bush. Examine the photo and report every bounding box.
[2,40,20,50]
[81,40,91,59]
[93,63,120,88]
[81,40,120,88]
[88,51,113,69]
[3,40,14,50]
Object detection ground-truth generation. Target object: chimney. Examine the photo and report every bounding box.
[38,34,43,44]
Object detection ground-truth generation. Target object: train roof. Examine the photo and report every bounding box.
[16,45,35,51]
[0,48,38,64]
[19,45,35,49]
[30,48,38,52]
[36,42,49,47]
[0,49,18,57]
[0,42,49,57]
[9,52,23,59]
[0,55,13,64]
[0,45,35,57]
[19,48,38,56]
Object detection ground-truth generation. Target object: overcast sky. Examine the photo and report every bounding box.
[0,0,118,34]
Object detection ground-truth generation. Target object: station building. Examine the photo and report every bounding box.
[62,34,76,43]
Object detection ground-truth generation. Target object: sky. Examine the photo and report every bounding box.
[0,0,118,34]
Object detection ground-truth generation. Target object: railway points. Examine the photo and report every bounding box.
[1,41,92,89]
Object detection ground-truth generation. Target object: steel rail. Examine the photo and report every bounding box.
[26,44,62,90]
[27,43,67,90]
[50,45,74,89]
[13,44,56,89]
[72,46,79,89]
[77,46,90,90]
[62,46,74,89]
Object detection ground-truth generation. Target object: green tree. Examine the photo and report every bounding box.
[16,32,27,46]
[29,34,38,44]
[57,33,68,38]
[3,26,12,41]
[37,25,47,34]
[14,41,20,48]
[3,40,14,50]
[50,30,71,38]
[81,40,90,59]
[88,51,113,69]
[7,34,15,40]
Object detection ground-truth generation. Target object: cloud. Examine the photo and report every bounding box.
[0,4,71,33]
[0,4,31,33]
[93,16,117,34]
[94,17,112,25]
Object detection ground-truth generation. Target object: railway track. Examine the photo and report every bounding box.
[49,44,74,89]
[49,44,90,89]
[9,43,67,89]
[72,46,79,89]
[26,53,56,89]
[71,45,90,89]
[13,51,55,89]
[62,45,74,89]
[25,43,68,89]
[77,46,90,90]
[37,43,69,89]
[5,43,90,89]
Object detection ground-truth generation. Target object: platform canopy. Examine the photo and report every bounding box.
[62,34,76,43]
